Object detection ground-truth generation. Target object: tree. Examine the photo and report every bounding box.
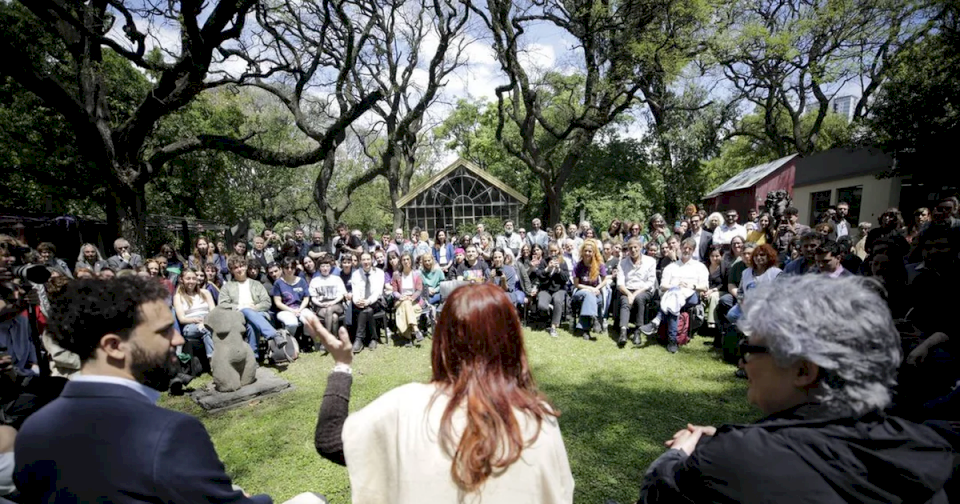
[352,0,469,229]
[711,0,938,157]
[469,0,708,225]
[0,0,382,246]
[148,88,320,229]
[705,107,852,192]
[866,1,959,182]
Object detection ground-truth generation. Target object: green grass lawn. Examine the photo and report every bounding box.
[162,330,755,504]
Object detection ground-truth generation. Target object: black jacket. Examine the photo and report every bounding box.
[640,403,956,504]
[530,261,569,293]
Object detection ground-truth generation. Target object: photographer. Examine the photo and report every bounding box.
[0,236,67,500]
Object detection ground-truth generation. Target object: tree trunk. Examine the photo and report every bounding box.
[389,178,405,230]
[542,179,562,227]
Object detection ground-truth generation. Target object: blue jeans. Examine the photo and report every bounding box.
[181,323,214,357]
[426,293,441,305]
[241,308,277,357]
[726,304,742,324]
[573,289,600,329]
[662,293,699,343]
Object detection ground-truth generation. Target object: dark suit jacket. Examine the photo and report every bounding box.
[683,228,713,264]
[14,380,272,504]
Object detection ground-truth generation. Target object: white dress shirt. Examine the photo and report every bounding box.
[690,230,705,262]
[350,267,385,306]
[661,258,709,299]
[617,255,656,293]
[713,223,747,245]
[72,374,161,403]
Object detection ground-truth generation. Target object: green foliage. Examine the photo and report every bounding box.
[563,136,660,225]
[336,156,394,234]
[704,108,852,193]
[641,85,734,220]
[161,329,753,504]
[866,4,960,178]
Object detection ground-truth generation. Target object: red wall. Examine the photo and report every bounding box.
[703,161,796,216]
[754,162,796,209]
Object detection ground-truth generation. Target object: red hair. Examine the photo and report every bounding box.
[430,283,558,492]
[749,243,780,270]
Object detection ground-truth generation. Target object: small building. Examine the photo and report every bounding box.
[397,158,528,234]
[792,147,899,226]
[703,147,905,226]
[701,154,798,217]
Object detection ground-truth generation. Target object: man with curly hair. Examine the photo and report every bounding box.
[13,276,273,503]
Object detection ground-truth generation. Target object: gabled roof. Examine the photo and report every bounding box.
[704,154,798,199]
[397,158,529,207]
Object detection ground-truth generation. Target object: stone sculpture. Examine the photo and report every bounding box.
[205,308,257,392]
[763,190,792,223]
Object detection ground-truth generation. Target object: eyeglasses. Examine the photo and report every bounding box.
[738,341,769,362]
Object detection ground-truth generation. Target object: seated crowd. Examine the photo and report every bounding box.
[0,196,958,502]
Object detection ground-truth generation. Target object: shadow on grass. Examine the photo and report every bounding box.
[532,365,754,504]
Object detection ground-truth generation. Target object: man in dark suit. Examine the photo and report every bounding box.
[682,214,713,265]
[14,277,272,503]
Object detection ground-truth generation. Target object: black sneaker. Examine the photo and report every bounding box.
[618,328,628,348]
[734,368,748,379]
[368,338,378,351]
[639,322,658,336]
[631,330,642,346]
[548,327,558,338]
[352,338,364,354]
[314,342,327,354]
[414,330,424,345]
[666,342,679,354]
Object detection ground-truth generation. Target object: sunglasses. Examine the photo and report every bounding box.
[739,341,769,362]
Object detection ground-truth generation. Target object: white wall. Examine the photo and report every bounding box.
[794,174,902,226]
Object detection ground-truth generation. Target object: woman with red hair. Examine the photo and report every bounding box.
[310,283,574,503]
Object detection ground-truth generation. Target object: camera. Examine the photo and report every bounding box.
[12,264,51,285]
[1,241,51,288]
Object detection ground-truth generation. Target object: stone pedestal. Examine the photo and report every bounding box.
[190,367,292,412]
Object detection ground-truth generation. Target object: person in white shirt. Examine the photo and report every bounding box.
[616,239,657,347]
[309,283,574,504]
[713,210,747,246]
[219,254,288,359]
[640,238,708,353]
[309,256,347,343]
[833,201,851,237]
[349,252,385,354]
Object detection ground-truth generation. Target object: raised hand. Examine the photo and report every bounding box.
[304,316,352,366]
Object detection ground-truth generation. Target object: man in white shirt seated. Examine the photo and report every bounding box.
[713,210,747,246]
[218,254,288,359]
[640,238,708,353]
[617,239,657,347]
[349,252,385,354]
